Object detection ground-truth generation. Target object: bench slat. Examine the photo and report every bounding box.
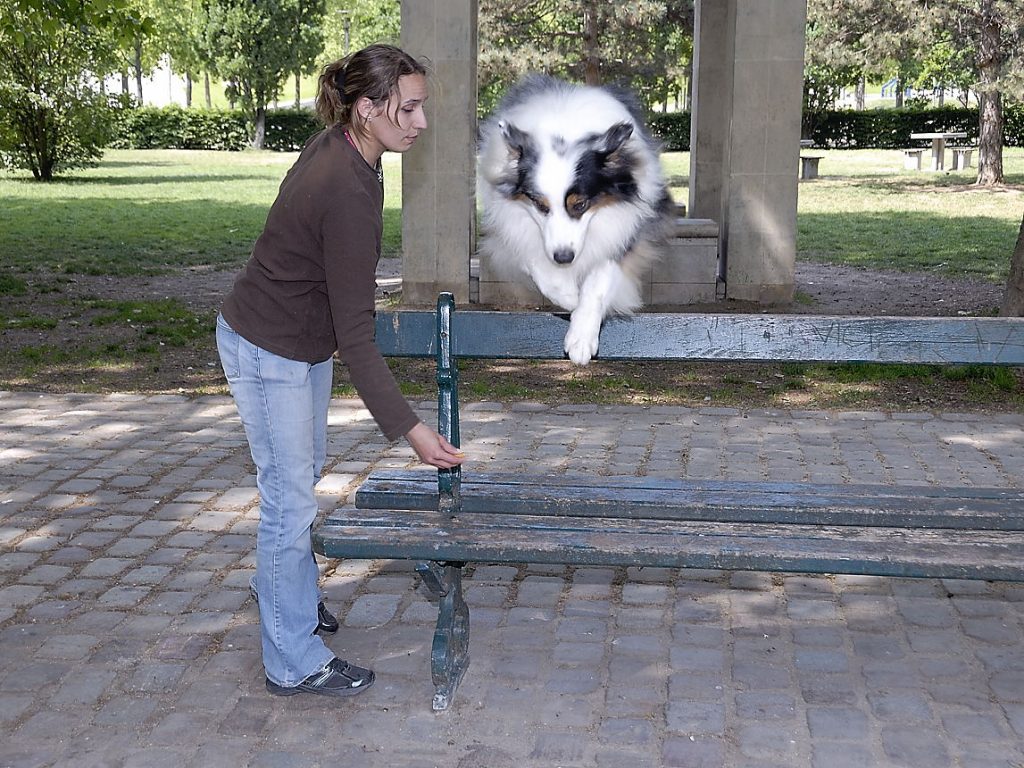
[374,310,1024,364]
[356,469,1024,530]
[313,510,1024,581]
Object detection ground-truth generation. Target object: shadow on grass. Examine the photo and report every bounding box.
[853,177,1024,194]
[57,174,270,186]
[2,196,405,274]
[796,210,1019,282]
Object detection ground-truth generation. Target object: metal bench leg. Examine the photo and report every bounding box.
[415,561,470,711]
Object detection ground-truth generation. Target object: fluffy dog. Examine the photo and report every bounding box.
[478,74,674,365]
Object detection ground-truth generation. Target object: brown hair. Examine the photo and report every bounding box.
[316,44,429,137]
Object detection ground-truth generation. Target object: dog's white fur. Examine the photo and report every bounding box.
[478,75,673,364]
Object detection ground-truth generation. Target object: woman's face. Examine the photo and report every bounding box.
[367,73,428,154]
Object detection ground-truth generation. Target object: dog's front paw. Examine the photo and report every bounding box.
[564,326,599,365]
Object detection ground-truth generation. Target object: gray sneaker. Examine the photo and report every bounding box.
[266,658,375,698]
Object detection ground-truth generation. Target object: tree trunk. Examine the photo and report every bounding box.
[121,72,129,95]
[204,73,212,109]
[252,106,266,149]
[855,76,865,110]
[295,71,301,108]
[134,39,144,102]
[976,0,1004,185]
[185,74,192,107]
[582,1,600,85]
[1001,212,1024,316]
[895,76,904,108]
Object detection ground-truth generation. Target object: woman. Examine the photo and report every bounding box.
[216,44,464,699]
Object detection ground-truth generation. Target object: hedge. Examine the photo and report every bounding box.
[114,103,1024,153]
[652,104,1024,151]
[112,106,321,152]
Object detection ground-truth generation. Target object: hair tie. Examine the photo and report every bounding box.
[334,67,355,104]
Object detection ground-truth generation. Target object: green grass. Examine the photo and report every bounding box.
[0,149,404,276]
[1,147,1020,280]
[86,298,210,346]
[662,147,1024,282]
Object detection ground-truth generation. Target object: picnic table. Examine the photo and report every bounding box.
[910,131,968,171]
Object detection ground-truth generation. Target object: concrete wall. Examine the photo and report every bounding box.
[689,0,807,304]
[400,0,478,305]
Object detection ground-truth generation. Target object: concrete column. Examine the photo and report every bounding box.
[690,0,806,304]
[400,0,477,305]
[688,0,735,241]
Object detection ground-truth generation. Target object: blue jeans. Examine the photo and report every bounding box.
[216,314,335,686]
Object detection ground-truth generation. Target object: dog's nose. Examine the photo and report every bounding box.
[553,248,575,264]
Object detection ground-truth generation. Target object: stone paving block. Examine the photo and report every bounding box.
[344,594,402,627]
[811,742,876,768]
[0,584,46,608]
[0,692,33,724]
[881,726,953,767]
[20,564,72,584]
[0,552,38,571]
[662,735,726,768]
[97,585,152,608]
[806,706,870,739]
[50,668,118,707]
[36,633,99,660]
[553,640,606,666]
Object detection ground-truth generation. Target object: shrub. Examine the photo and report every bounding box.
[113,102,1024,153]
[113,105,320,151]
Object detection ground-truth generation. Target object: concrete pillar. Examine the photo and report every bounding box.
[400,0,477,305]
[690,0,806,304]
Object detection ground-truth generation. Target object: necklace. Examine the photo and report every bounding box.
[344,129,384,185]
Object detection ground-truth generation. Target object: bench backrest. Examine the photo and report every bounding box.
[376,293,1024,365]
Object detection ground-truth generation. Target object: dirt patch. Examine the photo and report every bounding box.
[0,260,1017,411]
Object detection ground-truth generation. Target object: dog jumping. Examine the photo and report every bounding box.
[477,74,675,365]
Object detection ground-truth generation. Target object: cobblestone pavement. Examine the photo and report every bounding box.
[1,390,1023,768]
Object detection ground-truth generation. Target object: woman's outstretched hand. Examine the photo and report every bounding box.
[405,422,465,469]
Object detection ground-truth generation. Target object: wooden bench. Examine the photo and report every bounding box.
[951,146,973,170]
[800,154,824,179]
[903,148,925,170]
[312,293,1024,710]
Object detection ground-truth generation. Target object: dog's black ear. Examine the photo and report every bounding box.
[499,120,533,160]
[595,122,633,155]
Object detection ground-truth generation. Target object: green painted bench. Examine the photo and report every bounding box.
[313,292,1024,710]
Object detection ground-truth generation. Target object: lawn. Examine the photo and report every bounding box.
[661,146,1024,283]
[0,149,406,275]
[1,147,1022,279]
[0,145,1021,407]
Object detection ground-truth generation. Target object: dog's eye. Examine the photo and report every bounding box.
[567,197,590,218]
[512,192,550,215]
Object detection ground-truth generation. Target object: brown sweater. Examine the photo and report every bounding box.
[220,126,419,441]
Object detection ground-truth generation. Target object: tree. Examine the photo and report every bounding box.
[913,39,975,107]
[1002,212,1024,316]
[478,0,692,115]
[805,0,931,108]
[290,0,327,108]
[0,0,148,180]
[201,0,325,148]
[153,2,214,107]
[929,0,1024,186]
[808,0,1024,185]
[322,0,399,61]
